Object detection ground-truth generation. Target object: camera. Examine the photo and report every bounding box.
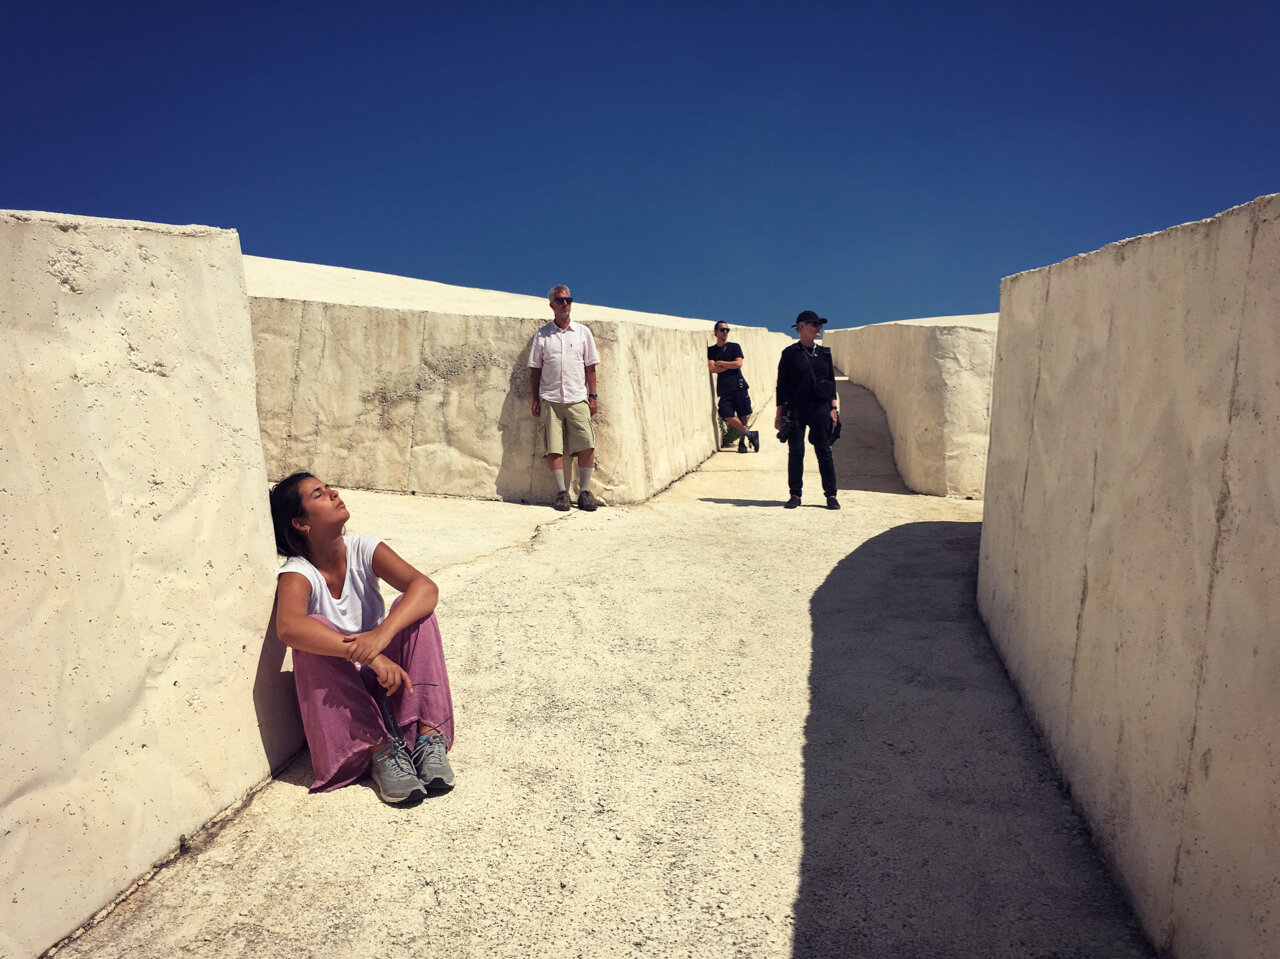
[776,411,797,443]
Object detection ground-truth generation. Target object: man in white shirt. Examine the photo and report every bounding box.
[528,284,601,511]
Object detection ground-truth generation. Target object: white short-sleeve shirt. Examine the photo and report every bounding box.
[278,535,386,633]
[528,320,600,403]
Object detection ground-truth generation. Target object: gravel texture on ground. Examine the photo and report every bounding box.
[48,384,1154,959]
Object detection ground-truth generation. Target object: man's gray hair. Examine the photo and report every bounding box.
[548,284,571,299]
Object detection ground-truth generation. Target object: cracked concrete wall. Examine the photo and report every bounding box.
[246,257,789,501]
[977,193,1280,959]
[824,315,997,498]
[1,212,282,958]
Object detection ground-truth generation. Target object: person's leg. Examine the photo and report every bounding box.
[737,390,759,451]
[545,453,566,494]
[291,616,400,792]
[543,403,571,509]
[564,401,598,509]
[807,405,839,503]
[787,420,807,503]
[379,597,457,790]
[382,598,455,751]
[719,393,749,451]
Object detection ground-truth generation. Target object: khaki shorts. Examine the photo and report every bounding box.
[540,399,595,457]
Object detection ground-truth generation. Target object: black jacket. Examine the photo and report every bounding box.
[776,342,836,409]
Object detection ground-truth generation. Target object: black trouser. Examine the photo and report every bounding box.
[787,403,837,498]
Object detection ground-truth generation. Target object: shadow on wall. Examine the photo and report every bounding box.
[252,595,305,773]
[793,521,1153,958]
[495,337,550,504]
[832,381,912,496]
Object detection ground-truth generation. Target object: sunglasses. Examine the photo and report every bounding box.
[715,327,730,333]
[553,296,573,305]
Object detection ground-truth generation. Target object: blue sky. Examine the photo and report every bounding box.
[3,1,1275,333]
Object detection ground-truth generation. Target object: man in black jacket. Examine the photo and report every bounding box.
[774,310,840,510]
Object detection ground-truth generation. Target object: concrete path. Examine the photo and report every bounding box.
[51,384,1154,958]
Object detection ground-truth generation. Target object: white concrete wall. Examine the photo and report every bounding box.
[824,315,997,498]
[246,257,789,501]
[978,194,1280,959]
[0,212,284,957]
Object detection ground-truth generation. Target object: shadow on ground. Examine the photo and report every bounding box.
[793,521,1154,958]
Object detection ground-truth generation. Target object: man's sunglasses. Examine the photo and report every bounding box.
[553,296,573,305]
[715,327,730,333]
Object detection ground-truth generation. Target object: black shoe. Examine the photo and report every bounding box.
[785,495,801,509]
[749,430,760,452]
[737,436,748,453]
[553,490,571,511]
[826,496,841,510]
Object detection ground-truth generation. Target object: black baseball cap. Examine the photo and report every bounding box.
[794,310,828,327]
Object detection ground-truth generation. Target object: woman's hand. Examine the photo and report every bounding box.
[830,407,839,426]
[342,626,393,665]
[368,654,413,695]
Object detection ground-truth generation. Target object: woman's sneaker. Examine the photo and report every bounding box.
[371,742,426,804]
[412,732,456,790]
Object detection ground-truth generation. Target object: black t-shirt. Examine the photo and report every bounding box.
[707,341,748,395]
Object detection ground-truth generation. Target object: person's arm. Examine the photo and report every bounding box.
[709,343,744,373]
[585,364,598,416]
[529,366,542,417]
[824,351,839,424]
[709,357,744,372]
[340,543,439,666]
[273,572,352,657]
[775,351,789,428]
[272,569,414,694]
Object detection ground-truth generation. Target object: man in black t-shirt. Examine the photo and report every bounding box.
[707,322,759,453]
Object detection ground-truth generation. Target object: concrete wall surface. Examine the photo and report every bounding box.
[824,315,997,498]
[246,256,789,502]
[1,212,283,958]
[977,194,1280,958]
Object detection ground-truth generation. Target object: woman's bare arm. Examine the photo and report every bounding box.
[339,543,439,665]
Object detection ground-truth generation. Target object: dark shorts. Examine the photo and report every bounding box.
[717,388,752,420]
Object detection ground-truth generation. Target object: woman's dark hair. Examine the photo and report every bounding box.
[269,471,316,560]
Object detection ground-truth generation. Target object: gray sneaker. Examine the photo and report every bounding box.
[371,742,426,804]
[412,732,456,790]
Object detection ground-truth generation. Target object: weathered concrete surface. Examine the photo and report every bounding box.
[44,389,1152,959]
[978,193,1280,959]
[0,212,281,958]
[824,315,997,498]
[245,257,790,504]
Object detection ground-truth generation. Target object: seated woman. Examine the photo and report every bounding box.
[268,471,455,804]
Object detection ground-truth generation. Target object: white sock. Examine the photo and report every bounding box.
[553,469,567,492]
[579,467,593,492]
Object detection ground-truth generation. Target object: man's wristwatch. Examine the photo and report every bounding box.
[588,393,598,399]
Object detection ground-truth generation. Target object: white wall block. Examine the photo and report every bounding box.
[978,194,1280,959]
